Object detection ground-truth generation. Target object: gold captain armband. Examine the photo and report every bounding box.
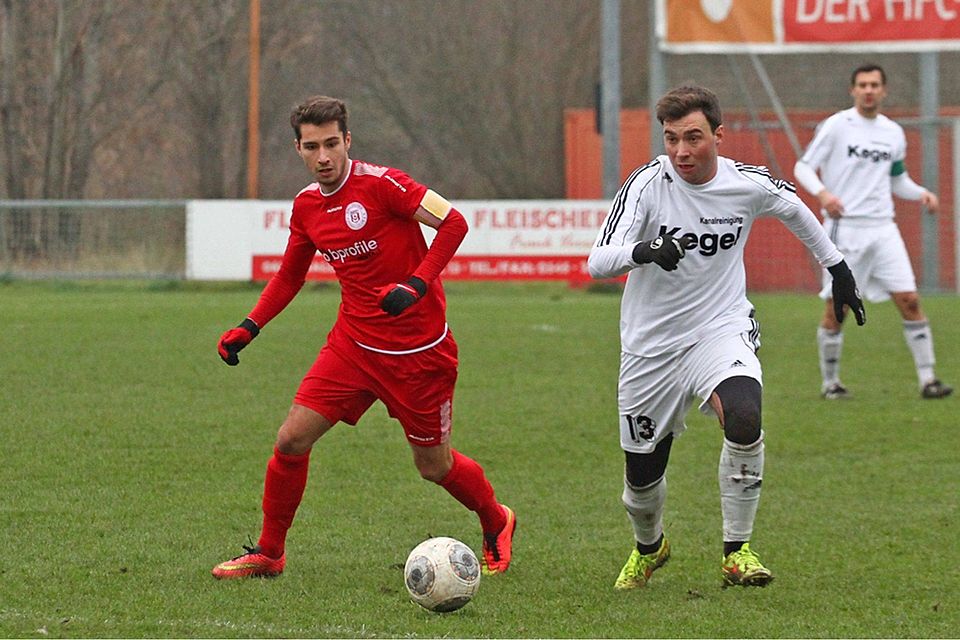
[420,189,453,220]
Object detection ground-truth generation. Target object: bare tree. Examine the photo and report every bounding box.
[314,0,599,198]
[0,1,174,258]
[0,2,170,199]
[164,0,250,198]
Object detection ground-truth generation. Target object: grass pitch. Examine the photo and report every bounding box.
[1,280,957,638]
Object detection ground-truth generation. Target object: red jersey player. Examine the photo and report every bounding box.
[211,96,515,579]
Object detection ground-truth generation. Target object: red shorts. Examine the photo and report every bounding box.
[294,323,458,446]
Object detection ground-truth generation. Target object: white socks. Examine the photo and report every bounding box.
[622,476,666,547]
[903,319,936,387]
[719,434,764,543]
[820,321,938,390]
[817,326,844,387]
[624,436,765,546]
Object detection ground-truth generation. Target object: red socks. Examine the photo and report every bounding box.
[256,447,503,558]
[439,449,506,535]
[257,447,310,559]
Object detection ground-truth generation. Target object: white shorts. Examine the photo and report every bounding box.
[618,324,763,454]
[818,218,916,303]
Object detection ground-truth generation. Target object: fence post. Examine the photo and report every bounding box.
[919,52,939,291]
[954,118,960,293]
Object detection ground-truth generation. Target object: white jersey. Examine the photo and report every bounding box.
[589,155,843,357]
[799,107,907,221]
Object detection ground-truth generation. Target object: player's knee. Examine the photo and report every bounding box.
[723,403,761,445]
[417,460,450,483]
[897,293,921,316]
[715,377,762,445]
[625,434,672,488]
[412,444,454,483]
[275,418,319,455]
[275,430,313,455]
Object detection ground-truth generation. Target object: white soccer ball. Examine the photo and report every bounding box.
[403,536,480,612]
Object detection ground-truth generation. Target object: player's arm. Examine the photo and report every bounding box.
[793,159,843,218]
[794,117,844,218]
[768,191,865,326]
[217,229,315,366]
[378,189,468,316]
[891,163,939,213]
[588,164,689,277]
[589,215,688,277]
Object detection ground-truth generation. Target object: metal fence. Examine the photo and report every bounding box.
[0,200,187,279]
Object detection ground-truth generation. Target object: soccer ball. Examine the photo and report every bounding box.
[403,536,480,612]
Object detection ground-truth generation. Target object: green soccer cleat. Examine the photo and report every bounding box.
[614,537,671,590]
[721,543,774,587]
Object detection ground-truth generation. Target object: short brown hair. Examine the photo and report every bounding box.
[290,96,348,141]
[655,85,722,132]
[851,63,886,86]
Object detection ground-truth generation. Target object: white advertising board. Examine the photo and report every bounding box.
[186,199,611,282]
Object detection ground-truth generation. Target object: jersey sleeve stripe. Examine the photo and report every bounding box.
[598,159,662,246]
[735,162,797,193]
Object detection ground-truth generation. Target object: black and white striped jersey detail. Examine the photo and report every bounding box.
[597,158,663,247]
[734,162,796,193]
[743,315,762,353]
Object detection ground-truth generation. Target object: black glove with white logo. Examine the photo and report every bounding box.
[827,260,866,326]
[378,276,427,316]
[632,233,687,271]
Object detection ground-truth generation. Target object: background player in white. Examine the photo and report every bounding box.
[589,85,865,589]
[210,96,515,579]
[794,63,952,400]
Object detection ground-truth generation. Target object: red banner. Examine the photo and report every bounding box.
[785,0,960,42]
[252,255,601,283]
[659,0,960,52]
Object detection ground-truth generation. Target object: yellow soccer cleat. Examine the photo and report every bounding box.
[614,537,671,590]
[721,543,774,587]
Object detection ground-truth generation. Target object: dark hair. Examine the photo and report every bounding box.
[290,96,348,141]
[851,63,886,86]
[655,85,722,131]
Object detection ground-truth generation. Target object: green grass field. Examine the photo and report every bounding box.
[2,281,958,638]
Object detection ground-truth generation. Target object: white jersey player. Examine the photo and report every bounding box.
[589,85,865,590]
[794,63,952,400]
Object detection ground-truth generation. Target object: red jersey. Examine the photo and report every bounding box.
[276,159,448,352]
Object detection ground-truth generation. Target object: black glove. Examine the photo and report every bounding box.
[378,276,427,316]
[217,318,260,366]
[827,260,866,326]
[632,233,686,271]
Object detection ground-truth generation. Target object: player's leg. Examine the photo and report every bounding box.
[212,335,371,580]
[410,440,505,535]
[410,440,514,574]
[817,218,871,399]
[258,404,334,555]
[615,349,685,589]
[692,323,772,586]
[615,436,673,590]
[891,291,953,398]
[872,225,951,397]
[387,334,514,574]
[211,404,334,579]
[818,298,847,399]
[709,376,772,587]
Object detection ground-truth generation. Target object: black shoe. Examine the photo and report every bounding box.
[921,380,953,399]
[821,382,849,400]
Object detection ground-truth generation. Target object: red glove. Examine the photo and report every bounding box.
[377,276,427,316]
[217,318,260,366]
